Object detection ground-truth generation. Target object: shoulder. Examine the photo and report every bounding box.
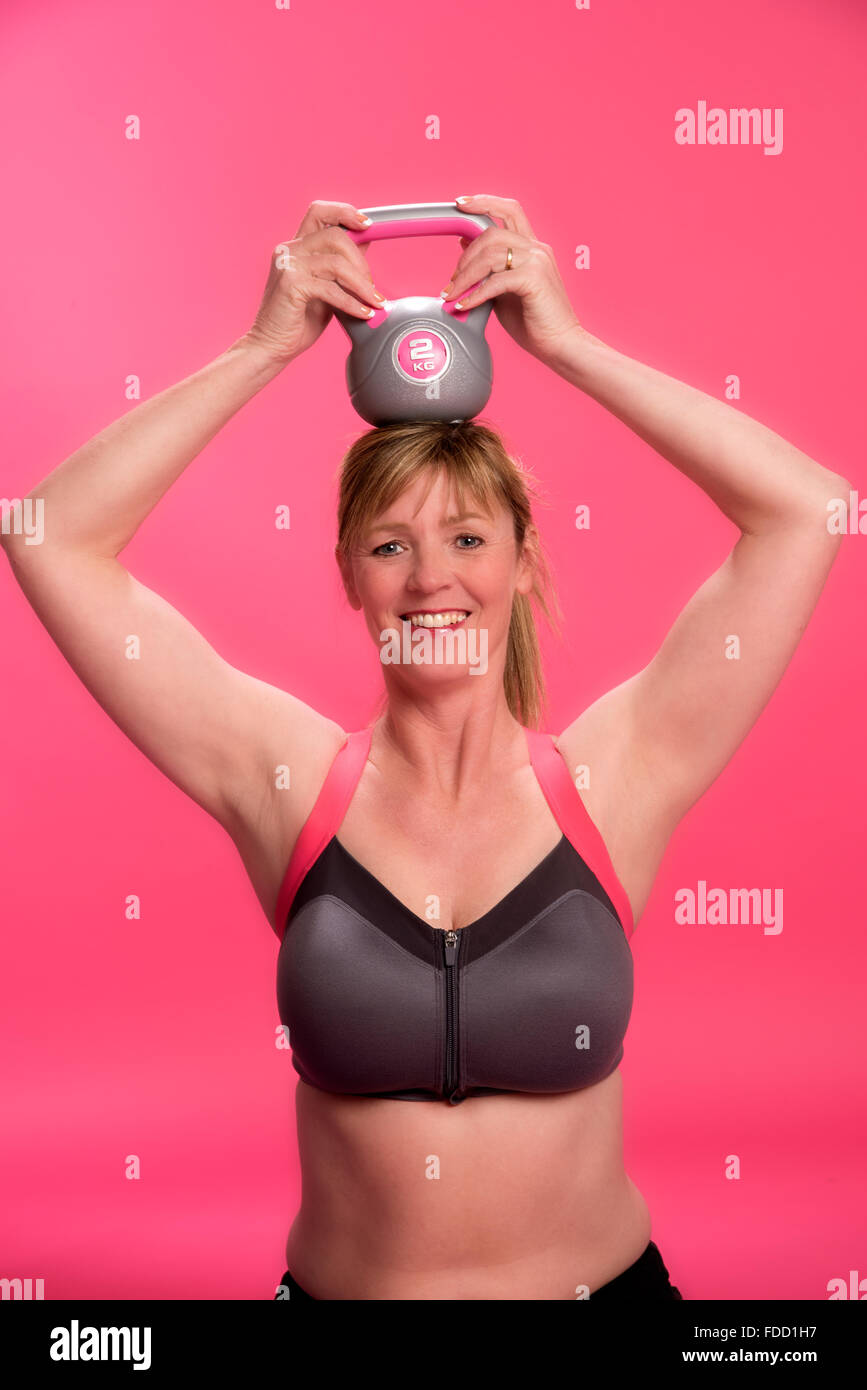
[227,688,350,846]
[555,673,690,845]
[553,680,638,828]
[553,680,684,928]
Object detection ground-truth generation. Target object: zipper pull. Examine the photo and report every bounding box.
[443,929,459,966]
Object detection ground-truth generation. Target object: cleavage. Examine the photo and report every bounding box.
[335,794,563,933]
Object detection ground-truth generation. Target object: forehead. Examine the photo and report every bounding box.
[373,468,500,524]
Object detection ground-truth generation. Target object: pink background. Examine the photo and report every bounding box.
[1,0,865,1300]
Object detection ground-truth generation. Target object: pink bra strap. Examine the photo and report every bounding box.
[524,727,635,940]
[274,726,373,939]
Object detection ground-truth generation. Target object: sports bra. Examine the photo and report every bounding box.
[274,726,635,1106]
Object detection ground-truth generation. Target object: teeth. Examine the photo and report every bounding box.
[402,611,469,628]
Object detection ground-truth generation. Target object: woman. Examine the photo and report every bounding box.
[2,196,847,1301]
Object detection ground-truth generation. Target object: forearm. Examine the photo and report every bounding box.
[547,328,846,533]
[13,334,285,557]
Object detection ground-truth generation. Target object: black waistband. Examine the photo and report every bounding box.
[273,1241,683,1301]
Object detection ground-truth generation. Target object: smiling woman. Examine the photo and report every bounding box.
[2,196,846,1301]
[267,413,661,1300]
[332,417,560,729]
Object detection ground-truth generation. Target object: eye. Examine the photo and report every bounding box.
[371,534,484,556]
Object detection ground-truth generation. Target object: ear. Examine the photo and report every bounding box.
[335,543,363,611]
[515,524,540,597]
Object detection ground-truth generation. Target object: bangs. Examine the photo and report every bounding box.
[341,451,506,555]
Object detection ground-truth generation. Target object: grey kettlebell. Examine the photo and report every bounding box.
[334,201,497,426]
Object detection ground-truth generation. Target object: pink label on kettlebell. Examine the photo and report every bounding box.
[394,328,450,383]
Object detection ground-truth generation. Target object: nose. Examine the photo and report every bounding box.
[404,540,455,596]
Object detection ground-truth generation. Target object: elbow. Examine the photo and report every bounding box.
[807,469,851,502]
[826,472,853,496]
[824,474,855,537]
[790,472,854,539]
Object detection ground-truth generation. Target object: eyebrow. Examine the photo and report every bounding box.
[367,511,492,535]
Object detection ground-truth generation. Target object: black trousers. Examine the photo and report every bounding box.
[273,1240,684,1300]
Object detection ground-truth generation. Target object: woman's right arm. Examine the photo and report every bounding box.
[1,201,382,837]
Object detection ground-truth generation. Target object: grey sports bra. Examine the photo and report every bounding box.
[273,725,635,1105]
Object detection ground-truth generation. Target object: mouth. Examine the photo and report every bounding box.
[398,609,471,630]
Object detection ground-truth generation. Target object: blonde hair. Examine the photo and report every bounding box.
[334,418,562,730]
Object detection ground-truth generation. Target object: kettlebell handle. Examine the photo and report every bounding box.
[340,202,496,321]
[334,202,496,342]
[343,201,495,247]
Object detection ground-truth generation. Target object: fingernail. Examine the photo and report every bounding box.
[453,300,465,310]
[455,196,471,204]
[373,291,385,301]
[361,215,372,224]
[440,283,453,299]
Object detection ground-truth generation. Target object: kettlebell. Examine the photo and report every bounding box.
[334,201,497,426]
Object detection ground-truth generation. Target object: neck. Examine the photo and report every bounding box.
[374,685,527,801]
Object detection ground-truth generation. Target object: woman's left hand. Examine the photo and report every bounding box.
[441,194,582,365]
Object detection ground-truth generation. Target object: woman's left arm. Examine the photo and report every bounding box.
[544,327,850,819]
[443,192,850,822]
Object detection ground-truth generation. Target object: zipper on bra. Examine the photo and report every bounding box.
[442,929,461,1102]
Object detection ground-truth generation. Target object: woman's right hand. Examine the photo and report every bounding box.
[243,200,384,366]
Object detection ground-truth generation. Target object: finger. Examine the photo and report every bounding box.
[442,232,531,301]
[311,276,379,319]
[294,199,371,238]
[357,240,378,282]
[455,194,536,240]
[450,268,519,311]
[310,253,383,308]
[314,225,380,287]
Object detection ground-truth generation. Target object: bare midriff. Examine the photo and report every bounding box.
[284,1068,651,1301]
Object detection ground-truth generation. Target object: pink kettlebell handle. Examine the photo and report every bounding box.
[343,216,487,247]
[342,213,490,319]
